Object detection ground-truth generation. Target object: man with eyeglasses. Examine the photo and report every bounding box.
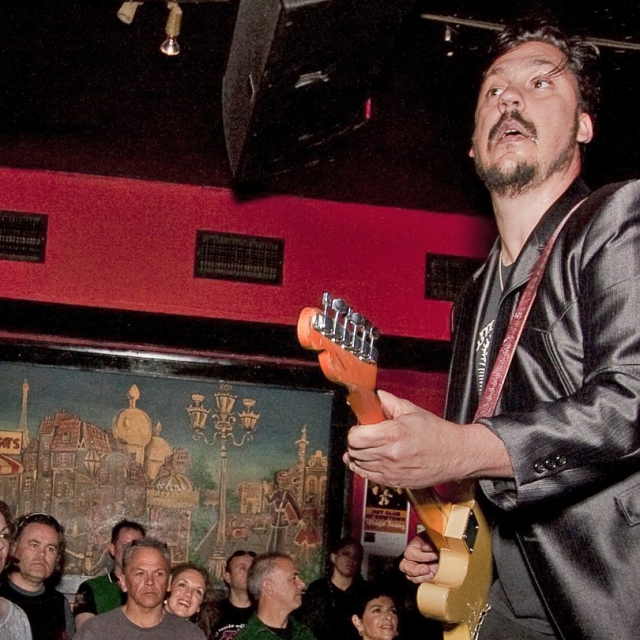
[209,550,257,640]
[0,512,74,640]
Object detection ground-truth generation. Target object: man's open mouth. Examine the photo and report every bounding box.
[489,112,538,147]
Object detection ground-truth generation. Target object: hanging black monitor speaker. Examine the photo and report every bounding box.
[222,0,415,182]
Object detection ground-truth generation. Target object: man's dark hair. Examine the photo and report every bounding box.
[12,512,66,575]
[489,16,601,121]
[225,549,256,573]
[329,536,362,557]
[110,519,146,544]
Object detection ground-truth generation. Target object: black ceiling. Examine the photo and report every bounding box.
[2,1,639,215]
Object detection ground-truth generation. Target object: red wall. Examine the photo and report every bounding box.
[0,167,495,342]
[0,166,495,550]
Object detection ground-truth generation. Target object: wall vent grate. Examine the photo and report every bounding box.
[425,253,483,301]
[0,211,47,263]
[195,231,284,285]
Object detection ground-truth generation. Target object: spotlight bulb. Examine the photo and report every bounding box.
[161,36,180,56]
[161,2,182,57]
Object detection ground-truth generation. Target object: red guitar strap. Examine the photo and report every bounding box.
[475,199,585,421]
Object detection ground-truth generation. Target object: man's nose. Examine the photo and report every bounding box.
[499,84,525,113]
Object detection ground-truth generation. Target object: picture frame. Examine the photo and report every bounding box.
[0,300,351,591]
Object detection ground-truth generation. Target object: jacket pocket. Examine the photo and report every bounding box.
[615,482,640,526]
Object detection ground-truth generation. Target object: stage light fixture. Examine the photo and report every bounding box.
[161,2,183,56]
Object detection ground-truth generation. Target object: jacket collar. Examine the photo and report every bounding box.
[501,177,591,294]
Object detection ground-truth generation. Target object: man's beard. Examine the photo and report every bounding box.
[473,112,579,197]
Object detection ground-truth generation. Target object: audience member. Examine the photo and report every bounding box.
[0,512,74,640]
[208,550,256,640]
[164,562,210,635]
[73,519,146,627]
[235,552,315,640]
[73,537,204,639]
[0,501,31,639]
[298,537,367,640]
[376,558,442,640]
[351,585,399,640]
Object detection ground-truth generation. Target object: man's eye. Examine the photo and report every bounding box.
[533,77,551,89]
[487,87,504,97]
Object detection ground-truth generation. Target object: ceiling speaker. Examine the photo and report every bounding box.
[222,0,415,182]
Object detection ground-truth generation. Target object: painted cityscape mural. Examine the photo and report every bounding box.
[0,360,335,584]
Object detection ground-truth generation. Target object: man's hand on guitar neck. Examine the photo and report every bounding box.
[399,533,440,584]
[343,390,514,487]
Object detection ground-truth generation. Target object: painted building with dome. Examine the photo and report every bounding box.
[3,381,193,573]
[147,450,200,564]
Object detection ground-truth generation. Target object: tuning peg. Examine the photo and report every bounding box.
[321,292,332,313]
[348,311,366,353]
[312,292,333,335]
[359,321,379,362]
[331,298,349,341]
[367,326,380,363]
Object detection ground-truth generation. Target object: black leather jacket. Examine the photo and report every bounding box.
[446,178,640,639]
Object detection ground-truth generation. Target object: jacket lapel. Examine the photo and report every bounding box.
[502,178,591,296]
[446,178,592,424]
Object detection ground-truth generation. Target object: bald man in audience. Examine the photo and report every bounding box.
[235,552,316,640]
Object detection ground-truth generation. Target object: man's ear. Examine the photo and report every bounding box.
[118,573,128,593]
[577,112,594,144]
[108,542,116,560]
[262,579,273,597]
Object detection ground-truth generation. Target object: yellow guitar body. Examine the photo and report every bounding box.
[410,489,492,639]
[298,295,492,640]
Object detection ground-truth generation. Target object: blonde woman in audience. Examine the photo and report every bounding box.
[164,562,212,635]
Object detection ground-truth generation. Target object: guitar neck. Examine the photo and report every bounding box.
[348,386,468,551]
[298,296,492,639]
[346,387,385,425]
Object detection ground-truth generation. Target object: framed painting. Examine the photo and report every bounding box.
[0,301,351,590]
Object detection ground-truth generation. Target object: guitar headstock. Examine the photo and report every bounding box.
[298,292,379,394]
